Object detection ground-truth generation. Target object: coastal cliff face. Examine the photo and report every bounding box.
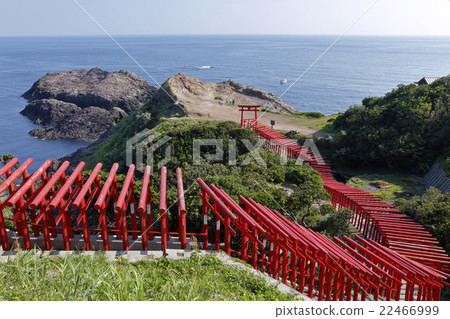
[167,73,296,115]
[21,68,157,141]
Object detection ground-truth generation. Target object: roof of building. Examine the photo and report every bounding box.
[416,77,441,85]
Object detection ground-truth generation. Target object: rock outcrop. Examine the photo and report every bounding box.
[21,68,157,141]
[167,73,296,114]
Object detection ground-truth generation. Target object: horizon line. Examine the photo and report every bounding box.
[2,33,450,38]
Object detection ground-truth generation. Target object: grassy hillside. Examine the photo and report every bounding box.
[0,253,297,301]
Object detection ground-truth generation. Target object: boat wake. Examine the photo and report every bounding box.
[195,65,212,69]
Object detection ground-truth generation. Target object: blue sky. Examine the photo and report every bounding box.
[1,0,450,36]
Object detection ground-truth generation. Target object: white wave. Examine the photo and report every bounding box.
[196,65,212,69]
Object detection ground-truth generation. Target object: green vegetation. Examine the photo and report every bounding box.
[395,187,450,253]
[0,153,14,167]
[261,109,325,119]
[285,178,330,227]
[293,112,325,119]
[260,108,339,133]
[0,153,15,183]
[259,108,281,115]
[264,109,326,119]
[1,154,18,230]
[82,79,183,170]
[318,207,357,239]
[288,113,339,133]
[0,253,296,301]
[345,170,425,201]
[284,130,310,145]
[439,155,450,177]
[332,76,450,173]
[77,111,349,243]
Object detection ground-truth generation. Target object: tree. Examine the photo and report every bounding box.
[286,180,330,227]
[0,154,16,183]
[320,207,355,239]
[332,76,450,173]
[0,153,14,166]
[395,187,450,253]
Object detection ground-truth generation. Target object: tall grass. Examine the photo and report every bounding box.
[0,252,296,301]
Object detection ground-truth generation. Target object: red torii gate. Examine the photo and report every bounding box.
[0,157,448,300]
[238,114,450,275]
[238,104,261,127]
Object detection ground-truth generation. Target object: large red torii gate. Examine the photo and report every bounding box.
[238,104,261,127]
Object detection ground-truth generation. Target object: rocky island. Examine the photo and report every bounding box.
[21,68,157,141]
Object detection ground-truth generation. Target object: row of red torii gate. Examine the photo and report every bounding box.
[0,105,448,301]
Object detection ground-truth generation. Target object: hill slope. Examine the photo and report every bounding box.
[331,76,450,173]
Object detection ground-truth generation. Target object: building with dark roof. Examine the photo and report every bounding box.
[416,76,440,86]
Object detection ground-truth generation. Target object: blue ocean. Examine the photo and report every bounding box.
[1,35,450,169]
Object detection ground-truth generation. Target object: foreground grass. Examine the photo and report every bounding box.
[0,252,296,301]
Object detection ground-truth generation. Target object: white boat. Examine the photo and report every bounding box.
[280,78,287,84]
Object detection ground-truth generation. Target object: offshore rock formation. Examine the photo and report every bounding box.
[21,68,157,141]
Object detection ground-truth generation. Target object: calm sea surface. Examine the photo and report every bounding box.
[1,35,450,169]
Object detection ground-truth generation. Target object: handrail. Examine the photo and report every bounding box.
[239,196,288,238]
[210,184,264,233]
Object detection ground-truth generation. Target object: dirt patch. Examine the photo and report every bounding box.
[175,101,331,137]
[166,73,334,137]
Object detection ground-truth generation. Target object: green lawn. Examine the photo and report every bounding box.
[0,252,297,301]
[343,169,425,201]
[261,108,339,133]
[288,114,339,133]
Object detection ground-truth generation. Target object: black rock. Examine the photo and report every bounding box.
[21,68,157,141]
